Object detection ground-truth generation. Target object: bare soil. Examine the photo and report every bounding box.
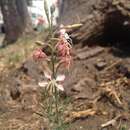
[0,36,130,130]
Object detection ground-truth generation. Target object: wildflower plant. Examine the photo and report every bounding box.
[33,0,82,129]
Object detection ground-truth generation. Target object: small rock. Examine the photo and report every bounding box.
[71,77,97,99]
[79,126,83,129]
[77,47,104,60]
[95,61,106,71]
[10,86,21,100]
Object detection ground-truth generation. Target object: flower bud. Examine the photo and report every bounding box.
[50,4,56,15]
[33,48,47,61]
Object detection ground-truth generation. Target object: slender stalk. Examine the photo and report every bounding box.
[43,0,61,128]
[44,0,52,36]
[52,53,55,78]
[50,10,54,37]
[54,84,59,123]
[48,3,55,79]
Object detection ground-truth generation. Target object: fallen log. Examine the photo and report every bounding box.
[59,0,130,44]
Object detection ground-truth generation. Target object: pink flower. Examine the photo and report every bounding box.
[60,55,72,69]
[56,38,71,57]
[33,48,47,61]
[56,26,73,69]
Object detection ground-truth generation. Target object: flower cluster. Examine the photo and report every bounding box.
[33,25,72,91]
[33,26,72,69]
[56,26,72,69]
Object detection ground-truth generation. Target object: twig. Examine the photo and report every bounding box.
[61,24,83,29]
[34,111,44,117]
[105,87,122,105]
[104,59,122,71]
[65,109,96,123]
[101,115,121,128]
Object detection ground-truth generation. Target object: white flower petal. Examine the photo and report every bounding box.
[56,84,64,91]
[56,75,65,82]
[44,71,51,80]
[64,33,70,39]
[38,81,48,87]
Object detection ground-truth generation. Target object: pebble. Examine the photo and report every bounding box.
[95,61,106,71]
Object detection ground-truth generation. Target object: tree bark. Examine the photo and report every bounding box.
[0,0,32,45]
[16,0,32,33]
[59,0,130,44]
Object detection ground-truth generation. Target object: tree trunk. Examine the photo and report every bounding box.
[0,0,32,45]
[59,0,130,44]
[16,0,32,33]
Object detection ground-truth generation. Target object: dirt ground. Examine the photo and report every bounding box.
[0,34,130,130]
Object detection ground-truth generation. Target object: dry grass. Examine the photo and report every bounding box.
[0,32,46,73]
